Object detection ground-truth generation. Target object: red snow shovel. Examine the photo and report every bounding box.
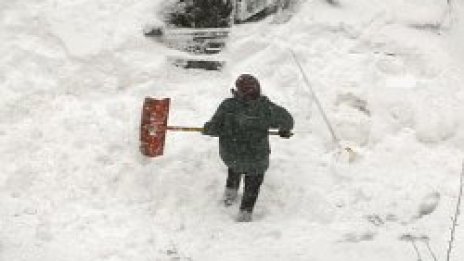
[139,97,285,157]
[139,97,202,157]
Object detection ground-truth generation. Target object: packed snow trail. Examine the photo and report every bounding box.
[1,0,464,261]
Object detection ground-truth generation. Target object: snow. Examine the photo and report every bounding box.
[1,0,464,260]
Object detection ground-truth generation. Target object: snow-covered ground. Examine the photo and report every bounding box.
[1,0,464,260]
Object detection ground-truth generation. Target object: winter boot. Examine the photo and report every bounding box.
[223,188,238,206]
[236,210,252,222]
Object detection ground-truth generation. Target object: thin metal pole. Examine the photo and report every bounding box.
[411,240,423,261]
[290,49,340,146]
[424,240,438,261]
[446,160,464,261]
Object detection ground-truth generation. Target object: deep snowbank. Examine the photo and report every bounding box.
[1,0,464,261]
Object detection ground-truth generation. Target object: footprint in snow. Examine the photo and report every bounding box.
[415,191,440,219]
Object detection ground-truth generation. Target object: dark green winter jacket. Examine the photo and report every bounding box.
[203,96,294,175]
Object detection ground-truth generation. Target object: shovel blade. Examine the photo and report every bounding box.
[140,97,170,157]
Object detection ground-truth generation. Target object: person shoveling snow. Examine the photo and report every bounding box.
[202,74,294,222]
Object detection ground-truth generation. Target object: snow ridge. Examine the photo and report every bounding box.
[1,0,464,261]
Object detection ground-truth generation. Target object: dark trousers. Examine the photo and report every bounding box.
[226,168,264,212]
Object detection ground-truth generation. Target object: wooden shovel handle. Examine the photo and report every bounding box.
[166,126,204,132]
[166,126,291,136]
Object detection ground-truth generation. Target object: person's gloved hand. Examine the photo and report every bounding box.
[278,130,293,139]
[202,122,220,137]
[201,123,210,135]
